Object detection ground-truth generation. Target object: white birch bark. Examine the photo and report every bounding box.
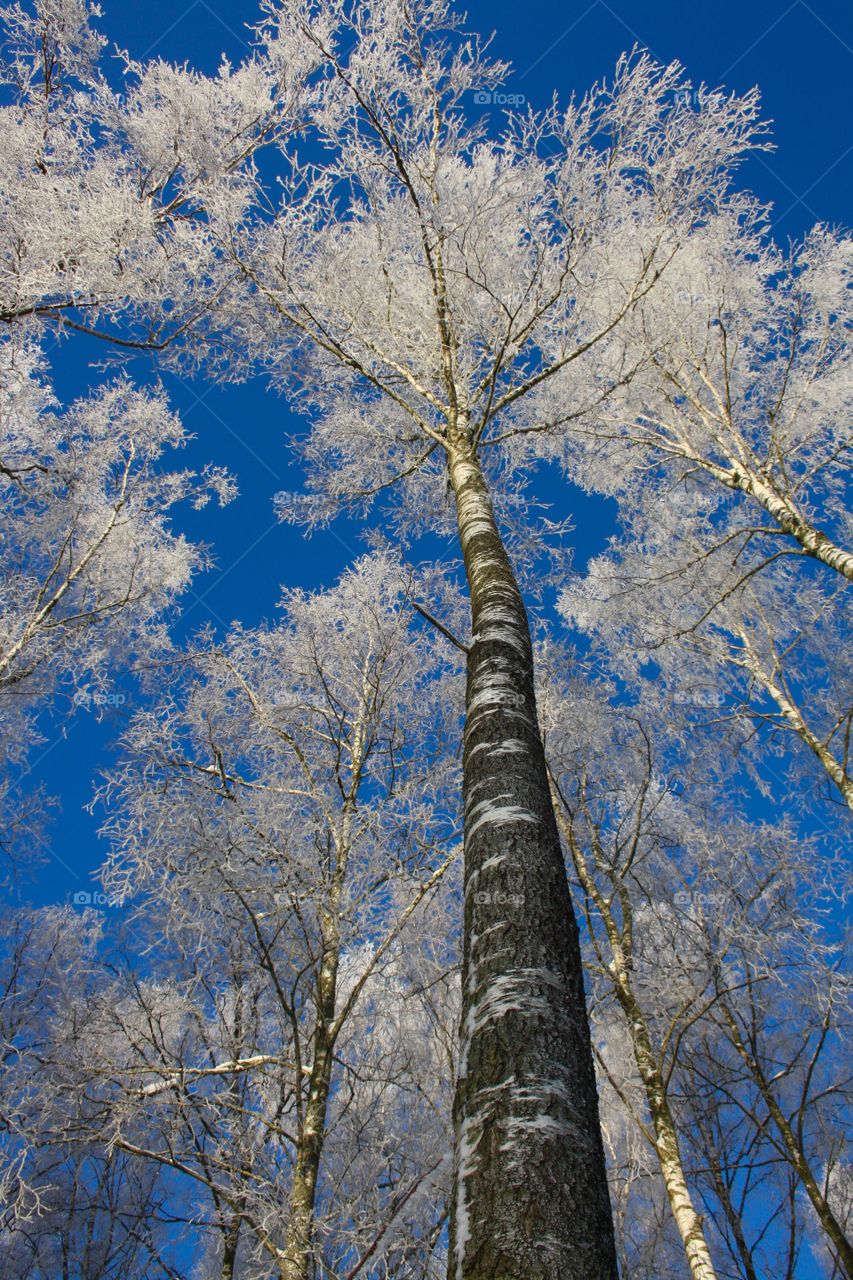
[736,627,853,811]
[552,788,718,1280]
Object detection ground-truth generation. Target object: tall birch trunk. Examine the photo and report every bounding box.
[615,990,717,1280]
[446,442,618,1280]
[279,683,368,1280]
[552,790,718,1280]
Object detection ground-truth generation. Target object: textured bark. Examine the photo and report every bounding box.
[616,993,717,1280]
[652,417,853,583]
[446,443,618,1280]
[726,464,853,583]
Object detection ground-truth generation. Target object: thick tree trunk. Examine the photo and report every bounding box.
[446,443,618,1280]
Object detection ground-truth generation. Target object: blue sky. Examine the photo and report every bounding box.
[15,0,852,909]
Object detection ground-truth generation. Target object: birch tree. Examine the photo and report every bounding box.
[541,678,721,1280]
[0,902,102,1235]
[593,1010,690,1280]
[0,904,182,1280]
[541,216,851,578]
[89,553,461,1279]
[0,3,792,1271]
[561,480,852,809]
[688,911,852,1279]
[127,9,768,1273]
[0,0,316,345]
[545,207,851,807]
[0,336,234,865]
[0,340,233,700]
[539,663,852,1279]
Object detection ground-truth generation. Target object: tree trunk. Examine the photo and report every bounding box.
[551,789,718,1280]
[726,464,853,583]
[279,676,372,1280]
[446,443,618,1280]
[720,1003,853,1279]
[221,1215,241,1280]
[279,952,338,1280]
[618,993,718,1280]
[736,628,853,812]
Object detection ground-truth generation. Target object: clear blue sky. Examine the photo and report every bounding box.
[17,0,852,908]
[6,13,846,1278]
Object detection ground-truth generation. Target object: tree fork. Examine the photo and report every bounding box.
[447,442,618,1280]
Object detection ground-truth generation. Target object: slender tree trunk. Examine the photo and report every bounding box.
[551,791,718,1280]
[280,683,369,1280]
[735,629,853,811]
[616,991,717,1280]
[720,1003,853,1279]
[221,1215,241,1280]
[279,941,338,1280]
[446,442,618,1280]
[656,410,853,582]
[725,464,853,583]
